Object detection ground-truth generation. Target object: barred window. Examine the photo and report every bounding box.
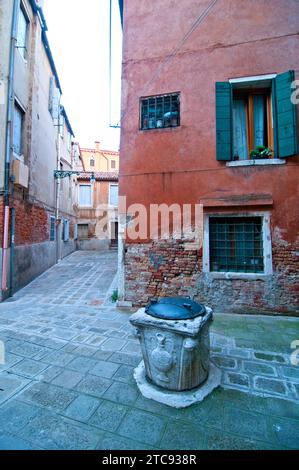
[140,93,180,130]
[209,217,264,273]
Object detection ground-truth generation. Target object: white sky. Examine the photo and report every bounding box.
[43,0,122,150]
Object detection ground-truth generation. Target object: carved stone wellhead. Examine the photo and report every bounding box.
[130,298,213,392]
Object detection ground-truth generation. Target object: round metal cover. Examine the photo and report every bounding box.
[145,297,206,320]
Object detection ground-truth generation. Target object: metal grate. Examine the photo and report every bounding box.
[209,217,264,273]
[140,93,180,130]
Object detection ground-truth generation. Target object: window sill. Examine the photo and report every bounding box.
[204,272,271,281]
[140,126,180,133]
[226,159,285,167]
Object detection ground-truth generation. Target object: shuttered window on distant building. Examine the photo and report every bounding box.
[79,185,92,207]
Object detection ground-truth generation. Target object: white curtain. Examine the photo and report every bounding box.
[253,95,266,147]
[233,99,248,160]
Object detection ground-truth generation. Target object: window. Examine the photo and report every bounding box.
[62,219,70,242]
[50,216,56,241]
[78,224,89,239]
[17,6,29,59]
[13,102,24,156]
[111,160,116,170]
[109,184,118,206]
[79,184,92,207]
[90,157,95,167]
[232,89,273,160]
[60,162,63,191]
[216,71,298,161]
[49,77,61,120]
[209,217,264,273]
[59,115,65,138]
[67,132,72,151]
[74,224,78,241]
[140,93,180,130]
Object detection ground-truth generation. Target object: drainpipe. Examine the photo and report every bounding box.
[55,125,61,263]
[9,206,15,298]
[2,0,20,297]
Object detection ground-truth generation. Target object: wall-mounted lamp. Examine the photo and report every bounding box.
[54,170,97,184]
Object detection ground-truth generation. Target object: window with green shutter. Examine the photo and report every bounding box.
[216,71,298,161]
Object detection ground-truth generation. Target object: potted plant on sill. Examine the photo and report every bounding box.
[250,146,273,160]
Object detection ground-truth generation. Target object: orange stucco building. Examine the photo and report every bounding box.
[75,142,119,250]
[119,0,299,314]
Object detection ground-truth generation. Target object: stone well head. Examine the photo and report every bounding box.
[130,297,214,392]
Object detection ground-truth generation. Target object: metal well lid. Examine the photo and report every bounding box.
[145,297,206,320]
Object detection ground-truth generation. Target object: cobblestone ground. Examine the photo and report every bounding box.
[0,251,298,450]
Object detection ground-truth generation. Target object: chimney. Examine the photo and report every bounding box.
[95,141,101,151]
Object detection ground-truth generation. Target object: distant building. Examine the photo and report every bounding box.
[118,0,299,314]
[75,142,119,251]
[81,141,119,173]
[0,0,77,297]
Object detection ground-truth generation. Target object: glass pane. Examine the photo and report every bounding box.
[13,105,23,155]
[17,9,28,58]
[253,95,267,148]
[233,98,248,160]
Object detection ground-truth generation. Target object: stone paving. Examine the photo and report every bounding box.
[0,251,298,450]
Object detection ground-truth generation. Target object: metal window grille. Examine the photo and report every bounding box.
[140,93,180,130]
[50,216,55,241]
[209,217,264,273]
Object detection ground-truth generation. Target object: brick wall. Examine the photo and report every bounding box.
[14,198,49,245]
[124,237,299,315]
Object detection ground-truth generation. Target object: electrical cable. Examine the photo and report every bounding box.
[110,0,220,128]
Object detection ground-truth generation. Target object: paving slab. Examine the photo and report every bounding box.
[0,251,298,450]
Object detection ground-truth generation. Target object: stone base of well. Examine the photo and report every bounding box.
[134,361,222,409]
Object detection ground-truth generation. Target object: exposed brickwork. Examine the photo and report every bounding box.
[124,236,299,315]
[14,198,49,245]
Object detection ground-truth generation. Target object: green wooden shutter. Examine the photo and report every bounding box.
[216,82,232,161]
[274,71,298,158]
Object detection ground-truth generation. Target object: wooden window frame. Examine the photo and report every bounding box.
[233,88,274,159]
